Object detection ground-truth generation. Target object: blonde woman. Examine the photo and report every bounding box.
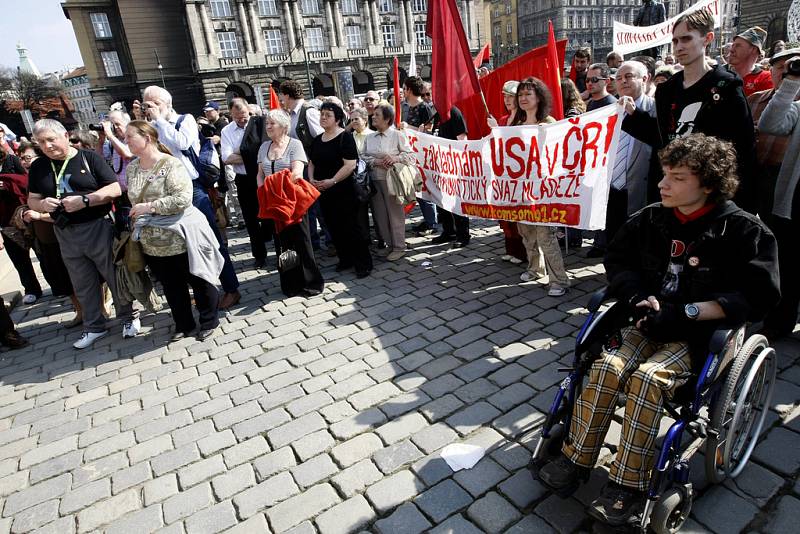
[126,121,221,341]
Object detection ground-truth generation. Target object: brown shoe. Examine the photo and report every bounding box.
[219,291,241,309]
[1,331,29,350]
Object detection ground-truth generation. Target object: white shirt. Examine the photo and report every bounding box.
[612,94,646,190]
[361,126,415,181]
[288,99,323,141]
[220,121,247,175]
[153,111,201,180]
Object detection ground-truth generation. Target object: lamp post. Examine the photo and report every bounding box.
[153,49,166,88]
[295,28,315,98]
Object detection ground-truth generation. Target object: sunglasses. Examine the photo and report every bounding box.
[422,93,431,97]
[364,97,375,102]
[588,76,609,83]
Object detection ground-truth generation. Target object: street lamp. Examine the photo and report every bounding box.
[153,49,166,88]
[295,29,315,98]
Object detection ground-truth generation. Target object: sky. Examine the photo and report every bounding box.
[0,0,83,74]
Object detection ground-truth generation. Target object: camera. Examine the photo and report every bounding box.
[785,57,800,78]
[52,205,70,229]
[88,123,105,132]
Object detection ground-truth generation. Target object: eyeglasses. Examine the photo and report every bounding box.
[69,138,80,144]
[364,97,375,102]
[20,155,35,161]
[588,76,609,83]
[422,93,431,97]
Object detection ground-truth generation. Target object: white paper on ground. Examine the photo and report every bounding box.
[440,443,485,471]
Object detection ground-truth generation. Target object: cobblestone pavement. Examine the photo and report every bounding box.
[1,218,799,534]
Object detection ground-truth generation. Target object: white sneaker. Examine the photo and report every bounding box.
[508,257,523,265]
[501,254,513,262]
[520,271,546,283]
[73,331,107,349]
[548,284,567,297]
[122,318,141,339]
[22,294,37,305]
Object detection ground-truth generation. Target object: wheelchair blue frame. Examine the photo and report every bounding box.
[537,288,744,530]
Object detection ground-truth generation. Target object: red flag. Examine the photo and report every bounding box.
[473,42,491,69]
[546,21,564,121]
[269,86,281,110]
[454,39,567,138]
[426,0,483,123]
[393,57,401,126]
[569,56,578,83]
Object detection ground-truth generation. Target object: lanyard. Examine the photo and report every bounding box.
[50,152,76,199]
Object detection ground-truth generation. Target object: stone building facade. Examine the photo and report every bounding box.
[64,0,487,115]
[61,67,98,126]
[739,0,791,48]
[490,0,518,65]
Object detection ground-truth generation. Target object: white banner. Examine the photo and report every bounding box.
[612,0,722,56]
[408,106,623,231]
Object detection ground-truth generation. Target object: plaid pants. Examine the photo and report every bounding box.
[562,326,692,490]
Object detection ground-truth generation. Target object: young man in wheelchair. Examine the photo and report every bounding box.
[538,133,780,526]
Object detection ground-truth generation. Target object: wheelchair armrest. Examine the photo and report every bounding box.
[586,287,611,313]
[708,328,736,354]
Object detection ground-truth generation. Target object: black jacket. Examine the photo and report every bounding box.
[240,115,267,180]
[634,1,666,27]
[605,201,780,368]
[622,65,756,212]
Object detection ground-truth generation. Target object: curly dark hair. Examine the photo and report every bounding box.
[279,79,304,100]
[658,134,739,203]
[511,77,552,125]
[403,76,425,97]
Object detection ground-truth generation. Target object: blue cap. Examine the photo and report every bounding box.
[203,101,220,111]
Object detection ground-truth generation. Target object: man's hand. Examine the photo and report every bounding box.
[132,100,144,120]
[637,301,688,342]
[618,96,636,115]
[61,196,85,213]
[101,121,115,138]
[210,135,221,145]
[40,197,61,213]
[144,103,163,122]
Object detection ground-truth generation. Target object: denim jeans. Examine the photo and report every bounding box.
[192,182,239,293]
[417,198,439,230]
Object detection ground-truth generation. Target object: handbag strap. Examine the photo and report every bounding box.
[135,158,168,204]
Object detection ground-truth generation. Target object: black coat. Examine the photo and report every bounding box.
[605,201,780,369]
[634,0,666,27]
[622,65,757,212]
[240,115,267,180]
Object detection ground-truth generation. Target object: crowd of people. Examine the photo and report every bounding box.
[0,13,797,354]
[0,7,798,529]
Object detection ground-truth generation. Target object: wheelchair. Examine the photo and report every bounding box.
[530,288,777,533]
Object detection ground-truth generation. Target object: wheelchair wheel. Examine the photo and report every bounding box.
[704,334,776,484]
[649,486,692,534]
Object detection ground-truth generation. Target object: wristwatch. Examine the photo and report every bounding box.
[684,303,700,321]
[81,195,90,207]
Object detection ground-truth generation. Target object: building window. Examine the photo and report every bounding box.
[345,25,362,49]
[264,29,285,53]
[506,22,512,34]
[341,0,359,14]
[379,0,394,13]
[493,24,500,38]
[305,27,325,51]
[415,22,430,46]
[100,51,123,77]
[90,13,112,38]
[217,31,240,57]
[257,0,279,16]
[505,1,511,15]
[209,0,233,18]
[412,0,427,12]
[301,0,320,14]
[381,24,397,47]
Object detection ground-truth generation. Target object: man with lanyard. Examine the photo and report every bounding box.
[221,98,271,269]
[27,119,139,349]
[278,80,331,252]
[139,85,241,309]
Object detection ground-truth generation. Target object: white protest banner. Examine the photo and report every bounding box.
[612,0,722,56]
[407,105,623,231]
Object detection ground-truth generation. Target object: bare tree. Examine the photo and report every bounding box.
[0,68,61,109]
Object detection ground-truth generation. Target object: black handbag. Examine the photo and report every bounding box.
[352,158,374,203]
[277,249,299,272]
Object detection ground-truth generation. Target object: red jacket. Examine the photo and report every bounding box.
[0,173,28,227]
[257,169,320,232]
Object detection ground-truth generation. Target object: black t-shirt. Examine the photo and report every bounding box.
[437,106,467,140]
[660,211,712,303]
[587,94,617,111]
[308,131,358,182]
[28,149,118,225]
[667,71,716,141]
[404,102,433,128]
[0,155,25,175]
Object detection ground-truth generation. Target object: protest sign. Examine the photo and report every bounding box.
[409,105,624,230]
[612,0,722,56]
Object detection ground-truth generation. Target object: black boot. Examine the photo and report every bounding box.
[1,331,29,350]
[539,453,587,492]
[587,482,644,527]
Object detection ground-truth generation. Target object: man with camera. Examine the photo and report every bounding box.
[138,86,241,309]
[27,119,139,349]
[93,109,133,190]
[755,52,800,340]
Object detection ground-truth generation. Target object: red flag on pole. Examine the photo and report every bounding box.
[546,21,564,121]
[426,0,483,123]
[393,57,401,126]
[269,86,281,110]
[473,42,491,69]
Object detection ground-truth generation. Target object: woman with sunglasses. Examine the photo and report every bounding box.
[510,77,570,297]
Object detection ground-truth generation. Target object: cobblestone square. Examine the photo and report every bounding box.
[1,219,798,533]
